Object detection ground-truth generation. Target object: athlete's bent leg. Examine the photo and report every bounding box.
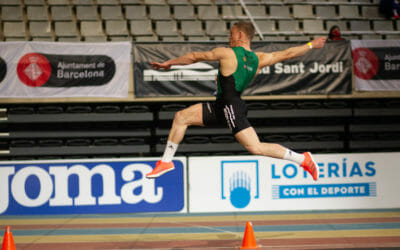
[147,103,204,178]
[168,103,204,145]
[235,127,319,181]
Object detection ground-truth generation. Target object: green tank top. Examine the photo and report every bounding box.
[216,46,259,96]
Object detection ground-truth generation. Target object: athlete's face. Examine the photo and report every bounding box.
[229,26,240,47]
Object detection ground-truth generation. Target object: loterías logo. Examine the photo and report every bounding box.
[221,160,260,209]
[17,53,116,87]
[352,47,379,80]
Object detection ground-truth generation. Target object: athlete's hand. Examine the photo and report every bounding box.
[311,37,327,49]
[150,62,171,70]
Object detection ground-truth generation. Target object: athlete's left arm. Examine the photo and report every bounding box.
[257,37,326,69]
[150,47,229,70]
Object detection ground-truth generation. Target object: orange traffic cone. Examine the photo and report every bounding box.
[1,226,16,250]
[240,222,259,249]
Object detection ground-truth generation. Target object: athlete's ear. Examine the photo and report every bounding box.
[239,30,248,41]
[238,30,245,39]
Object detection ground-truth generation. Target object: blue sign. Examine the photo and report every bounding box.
[0,160,185,215]
[272,182,376,199]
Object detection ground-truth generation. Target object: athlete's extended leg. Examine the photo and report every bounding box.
[235,126,287,158]
[235,127,319,181]
[146,103,204,178]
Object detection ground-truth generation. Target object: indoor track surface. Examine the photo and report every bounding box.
[1,209,400,250]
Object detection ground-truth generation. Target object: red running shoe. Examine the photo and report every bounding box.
[146,160,175,179]
[301,152,319,181]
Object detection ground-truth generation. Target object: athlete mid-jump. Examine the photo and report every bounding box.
[147,21,326,180]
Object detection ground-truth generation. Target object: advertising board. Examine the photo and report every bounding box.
[0,158,186,215]
[0,42,131,98]
[188,153,400,212]
[352,40,400,91]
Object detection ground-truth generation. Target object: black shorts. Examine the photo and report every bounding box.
[202,98,251,135]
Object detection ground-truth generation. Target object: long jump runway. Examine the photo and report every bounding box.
[1,209,400,250]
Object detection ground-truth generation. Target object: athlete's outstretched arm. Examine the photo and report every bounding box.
[257,37,326,69]
[150,47,229,70]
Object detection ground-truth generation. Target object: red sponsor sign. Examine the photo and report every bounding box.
[352,48,379,80]
[17,53,51,87]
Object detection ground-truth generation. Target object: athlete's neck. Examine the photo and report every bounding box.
[234,41,251,51]
[237,43,251,51]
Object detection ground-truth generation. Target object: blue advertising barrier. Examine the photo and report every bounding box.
[0,158,186,215]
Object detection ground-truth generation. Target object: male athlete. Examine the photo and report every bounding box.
[147,21,326,181]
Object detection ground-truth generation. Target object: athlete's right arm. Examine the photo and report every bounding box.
[150,47,229,70]
[256,37,326,70]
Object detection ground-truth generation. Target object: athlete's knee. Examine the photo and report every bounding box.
[173,109,189,126]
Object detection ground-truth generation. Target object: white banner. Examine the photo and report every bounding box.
[189,153,400,212]
[351,40,400,91]
[0,42,131,98]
